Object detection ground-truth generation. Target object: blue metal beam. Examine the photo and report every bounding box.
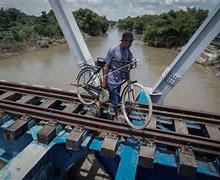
[0,123,92,179]
[151,2,220,104]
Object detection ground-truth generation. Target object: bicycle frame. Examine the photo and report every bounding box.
[76,59,153,129]
[81,67,102,100]
[109,79,138,95]
[77,59,137,102]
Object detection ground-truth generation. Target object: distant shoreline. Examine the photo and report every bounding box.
[0,37,66,60]
[0,30,94,61]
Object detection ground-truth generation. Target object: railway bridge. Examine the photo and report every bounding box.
[0,0,220,179]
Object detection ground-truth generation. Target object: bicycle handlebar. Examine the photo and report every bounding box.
[95,57,138,72]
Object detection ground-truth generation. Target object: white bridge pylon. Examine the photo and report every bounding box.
[48,0,94,69]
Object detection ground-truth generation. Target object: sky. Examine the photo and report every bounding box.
[0,0,219,20]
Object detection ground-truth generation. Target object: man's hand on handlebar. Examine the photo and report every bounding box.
[131,58,138,69]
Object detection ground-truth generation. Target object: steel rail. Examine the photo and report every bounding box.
[0,81,220,118]
[123,102,220,125]
[0,85,77,102]
[0,99,220,156]
[152,103,220,119]
[135,105,220,125]
[1,82,220,123]
[0,81,76,97]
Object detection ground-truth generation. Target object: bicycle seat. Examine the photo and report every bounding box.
[95,57,106,67]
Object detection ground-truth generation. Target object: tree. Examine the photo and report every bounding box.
[73,8,109,36]
[117,8,208,48]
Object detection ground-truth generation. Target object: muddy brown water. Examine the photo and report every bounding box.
[0,28,219,114]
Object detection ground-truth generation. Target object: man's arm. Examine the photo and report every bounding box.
[102,64,110,88]
[103,47,114,88]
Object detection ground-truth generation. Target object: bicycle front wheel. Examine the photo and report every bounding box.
[121,82,152,130]
[76,67,101,105]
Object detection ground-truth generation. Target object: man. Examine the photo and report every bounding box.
[102,31,134,119]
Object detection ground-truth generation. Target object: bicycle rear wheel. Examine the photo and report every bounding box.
[121,82,152,130]
[76,67,101,105]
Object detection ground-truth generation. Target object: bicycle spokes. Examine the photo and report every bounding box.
[77,68,101,105]
[122,83,152,129]
[125,101,146,125]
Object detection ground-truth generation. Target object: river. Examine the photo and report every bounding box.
[0,28,219,113]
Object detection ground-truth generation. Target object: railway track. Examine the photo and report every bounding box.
[1,80,220,123]
[0,80,220,156]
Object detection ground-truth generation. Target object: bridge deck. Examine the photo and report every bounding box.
[0,80,219,179]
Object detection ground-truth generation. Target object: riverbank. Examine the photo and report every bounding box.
[0,31,92,60]
[173,45,220,78]
[196,45,220,77]
[0,37,67,60]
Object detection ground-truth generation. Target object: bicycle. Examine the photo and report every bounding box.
[76,57,152,130]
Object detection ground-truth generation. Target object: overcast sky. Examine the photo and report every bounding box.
[0,0,219,20]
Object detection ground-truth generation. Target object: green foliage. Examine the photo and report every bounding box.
[117,8,208,48]
[117,16,135,31]
[0,8,30,43]
[0,7,110,53]
[109,20,117,28]
[34,10,62,38]
[73,8,109,36]
[0,8,61,44]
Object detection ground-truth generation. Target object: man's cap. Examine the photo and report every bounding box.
[121,31,134,41]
